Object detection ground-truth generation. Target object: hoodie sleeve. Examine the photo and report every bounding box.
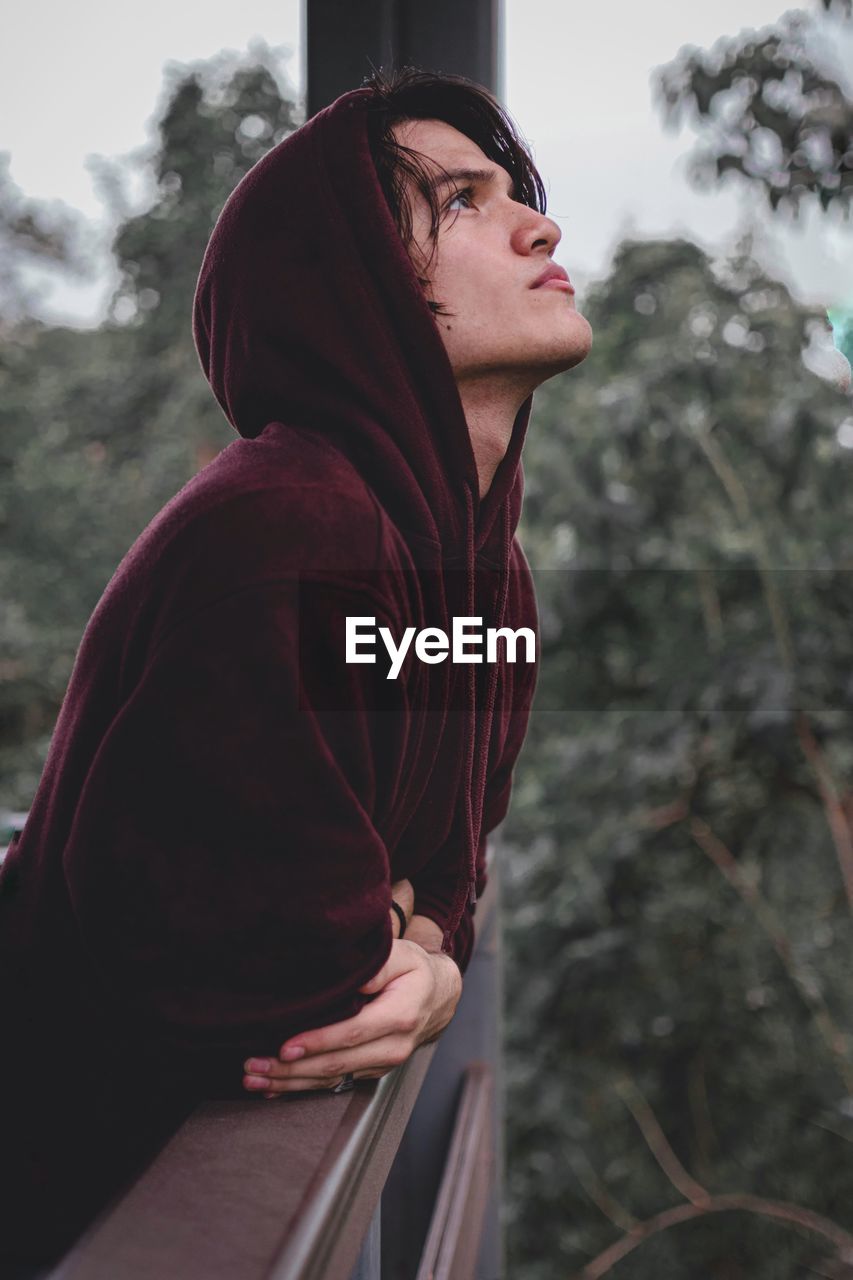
[409,650,539,975]
[62,575,409,1098]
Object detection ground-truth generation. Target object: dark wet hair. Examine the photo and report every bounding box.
[361,65,547,316]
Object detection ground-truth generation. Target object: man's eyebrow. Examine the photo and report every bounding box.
[426,166,516,200]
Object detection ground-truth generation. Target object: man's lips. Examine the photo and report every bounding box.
[531,262,574,292]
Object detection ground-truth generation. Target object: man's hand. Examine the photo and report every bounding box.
[242,934,462,1097]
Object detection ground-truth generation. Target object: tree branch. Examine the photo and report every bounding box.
[796,711,853,915]
[569,1147,639,1233]
[689,814,853,1093]
[613,1074,710,1206]
[572,1073,853,1275]
[573,1193,853,1278]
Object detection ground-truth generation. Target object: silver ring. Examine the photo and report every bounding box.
[331,1072,355,1093]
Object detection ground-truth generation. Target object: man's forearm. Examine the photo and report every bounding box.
[405,911,463,1042]
[391,883,461,983]
[404,911,445,953]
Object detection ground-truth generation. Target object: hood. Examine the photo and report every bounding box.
[192,85,534,940]
[192,84,533,555]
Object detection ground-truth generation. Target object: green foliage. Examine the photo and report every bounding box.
[110,54,299,340]
[0,52,299,803]
[0,155,89,333]
[655,6,853,216]
[503,235,853,1277]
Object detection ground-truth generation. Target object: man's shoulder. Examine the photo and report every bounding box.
[114,427,412,627]
[145,429,391,577]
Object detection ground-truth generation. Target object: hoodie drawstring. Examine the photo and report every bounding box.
[443,484,514,949]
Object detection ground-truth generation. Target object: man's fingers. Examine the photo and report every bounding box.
[360,965,389,994]
[273,979,421,1067]
[262,950,428,1075]
[244,1033,412,1093]
[241,941,445,1100]
[272,942,423,1062]
[259,1072,378,1098]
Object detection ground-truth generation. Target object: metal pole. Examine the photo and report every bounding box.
[305,0,503,118]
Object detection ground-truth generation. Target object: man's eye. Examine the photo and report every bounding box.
[445,186,476,212]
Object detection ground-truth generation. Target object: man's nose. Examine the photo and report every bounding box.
[511,205,561,256]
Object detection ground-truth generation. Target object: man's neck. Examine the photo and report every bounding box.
[457,378,529,500]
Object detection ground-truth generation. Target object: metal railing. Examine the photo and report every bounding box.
[47,843,504,1280]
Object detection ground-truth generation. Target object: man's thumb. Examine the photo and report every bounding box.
[359,966,387,994]
[358,940,409,993]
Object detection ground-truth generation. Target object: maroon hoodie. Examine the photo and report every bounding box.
[0,87,539,1267]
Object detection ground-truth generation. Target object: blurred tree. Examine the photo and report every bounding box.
[0,156,87,334]
[0,164,92,798]
[0,47,300,804]
[655,0,853,215]
[502,234,853,1278]
[110,50,298,341]
[501,8,853,1269]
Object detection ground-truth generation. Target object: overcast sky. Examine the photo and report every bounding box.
[2,0,851,325]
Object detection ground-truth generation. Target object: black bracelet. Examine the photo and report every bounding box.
[390,899,407,938]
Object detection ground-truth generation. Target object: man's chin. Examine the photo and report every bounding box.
[561,314,593,369]
[541,317,594,379]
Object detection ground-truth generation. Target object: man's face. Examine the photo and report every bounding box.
[392,118,592,396]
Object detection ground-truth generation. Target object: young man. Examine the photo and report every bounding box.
[0,67,591,1272]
